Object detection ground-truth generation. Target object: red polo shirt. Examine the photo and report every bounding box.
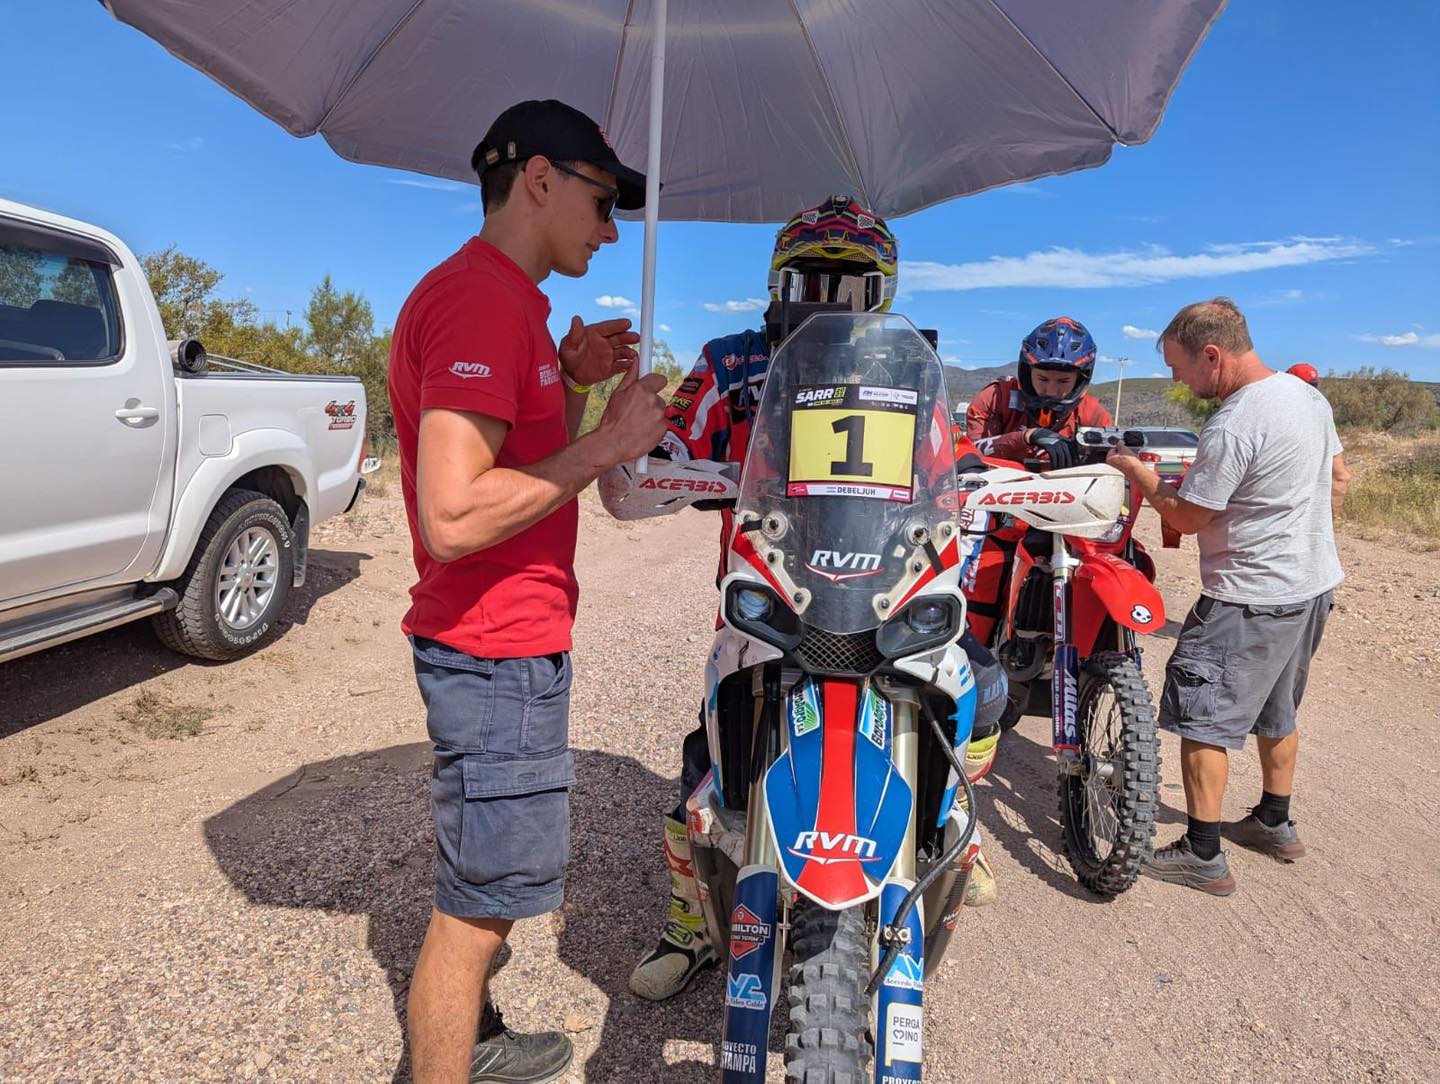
[389,237,578,658]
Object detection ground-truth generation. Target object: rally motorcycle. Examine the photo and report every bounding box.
[606,313,1128,1082]
[965,427,1168,897]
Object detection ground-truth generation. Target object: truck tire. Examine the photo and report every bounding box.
[152,489,295,661]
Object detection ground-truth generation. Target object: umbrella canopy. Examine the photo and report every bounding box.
[104,0,1225,222]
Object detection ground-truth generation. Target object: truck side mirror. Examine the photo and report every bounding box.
[169,338,209,373]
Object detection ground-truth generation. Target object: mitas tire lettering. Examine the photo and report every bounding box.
[975,489,1077,507]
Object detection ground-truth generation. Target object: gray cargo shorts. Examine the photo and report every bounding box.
[410,636,575,920]
[1158,590,1333,750]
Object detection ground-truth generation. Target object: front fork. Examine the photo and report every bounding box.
[1050,540,1082,766]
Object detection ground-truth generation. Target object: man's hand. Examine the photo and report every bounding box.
[1108,445,1216,535]
[594,364,668,465]
[1028,428,1074,470]
[558,316,641,387]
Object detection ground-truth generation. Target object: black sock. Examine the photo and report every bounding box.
[1254,790,1291,827]
[1186,817,1222,860]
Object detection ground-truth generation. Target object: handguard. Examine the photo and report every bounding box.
[598,456,740,521]
[959,464,1125,538]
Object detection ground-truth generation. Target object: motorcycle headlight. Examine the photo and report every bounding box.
[906,599,950,635]
[724,582,802,651]
[735,587,774,622]
[877,595,962,660]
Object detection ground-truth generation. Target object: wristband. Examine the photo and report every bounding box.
[561,369,592,394]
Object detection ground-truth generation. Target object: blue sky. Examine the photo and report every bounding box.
[5,3,1439,380]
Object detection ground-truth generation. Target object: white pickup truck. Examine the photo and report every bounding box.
[0,198,370,663]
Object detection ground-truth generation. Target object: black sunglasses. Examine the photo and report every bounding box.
[550,162,619,224]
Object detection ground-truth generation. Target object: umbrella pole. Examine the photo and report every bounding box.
[635,0,666,472]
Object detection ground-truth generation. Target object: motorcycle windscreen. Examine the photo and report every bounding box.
[735,313,957,634]
[764,676,912,909]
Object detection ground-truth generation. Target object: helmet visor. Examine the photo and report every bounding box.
[774,267,887,313]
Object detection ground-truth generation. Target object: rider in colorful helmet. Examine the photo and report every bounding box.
[1287,363,1321,387]
[966,316,1113,469]
[618,197,1007,1003]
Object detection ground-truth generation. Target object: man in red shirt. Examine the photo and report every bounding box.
[388,99,667,1084]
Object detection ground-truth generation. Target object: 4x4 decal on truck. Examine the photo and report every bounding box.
[325,400,357,430]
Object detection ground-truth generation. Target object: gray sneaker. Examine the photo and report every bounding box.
[1142,836,1237,896]
[468,1006,574,1084]
[1223,812,1306,862]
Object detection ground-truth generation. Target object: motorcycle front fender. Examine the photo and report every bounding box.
[1071,551,1166,654]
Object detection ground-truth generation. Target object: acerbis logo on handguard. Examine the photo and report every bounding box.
[639,477,728,493]
[787,831,882,865]
[975,490,1077,507]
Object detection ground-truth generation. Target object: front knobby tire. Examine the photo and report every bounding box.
[784,905,872,1084]
[1058,651,1160,897]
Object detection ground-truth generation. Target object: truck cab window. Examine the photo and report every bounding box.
[0,242,122,364]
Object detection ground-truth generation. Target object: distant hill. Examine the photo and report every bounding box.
[942,367,1195,428]
[942,364,1010,408]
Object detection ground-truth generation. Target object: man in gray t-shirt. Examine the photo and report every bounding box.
[1108,297,1346,896]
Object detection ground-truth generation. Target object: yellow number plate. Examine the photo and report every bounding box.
[786,385,918,502]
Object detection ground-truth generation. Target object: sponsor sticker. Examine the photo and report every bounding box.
[885,1003,924,1065]
[725,973,767,1011]
[721,1041,758,1074]
[789,689,819,737]
[729,904,772,960]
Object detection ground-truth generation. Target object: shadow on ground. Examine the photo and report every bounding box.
[0,548,368,736]
[203,743,750,1083]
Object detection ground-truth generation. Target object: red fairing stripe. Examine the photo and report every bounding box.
[894,533,960,610]
[796,679,868,904]
[729,528,789,601]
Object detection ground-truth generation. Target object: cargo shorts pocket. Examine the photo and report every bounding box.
[411,636,497,753]
[520,653,572,755]
[453,751,576,889]
[1162,646,1226,723]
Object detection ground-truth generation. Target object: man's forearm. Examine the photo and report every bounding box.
[1122,462,1212,535]
[425,432,614,561]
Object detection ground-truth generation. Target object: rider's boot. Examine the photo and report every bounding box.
[628,816,717,1001]
[964,729,1001,783]
[956,793,999,908]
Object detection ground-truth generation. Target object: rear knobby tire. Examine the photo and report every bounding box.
[152,489,294,661]
[784,904,872,1084]
[1058,651,1160,897]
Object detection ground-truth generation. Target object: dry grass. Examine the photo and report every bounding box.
[1340,434,1440,548]
[118,690,215,740]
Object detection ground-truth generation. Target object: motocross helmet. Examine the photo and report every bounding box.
[1017,316,1098,427]
[768,196,898,314]
[1287,362,1321,387]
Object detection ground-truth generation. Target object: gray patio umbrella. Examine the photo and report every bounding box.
[103,0,1225,368]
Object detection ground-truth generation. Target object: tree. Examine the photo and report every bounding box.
[52,259,101,306]
[1324,367,1438,433]
[305,275,374,370]
[1165,384,1221,425]
[0,245,43,307]
[141,245,256,339]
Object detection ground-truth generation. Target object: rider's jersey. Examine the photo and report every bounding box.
[966,376,1112,462]
[653,330,770,582]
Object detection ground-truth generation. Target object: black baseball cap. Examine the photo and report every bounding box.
[471,99,648,211]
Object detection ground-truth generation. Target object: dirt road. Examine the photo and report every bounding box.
[2,484,1438,1082]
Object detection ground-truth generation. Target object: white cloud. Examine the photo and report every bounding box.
[1355,331,1440,348]
[384,177,465,191]
[659,323,672,332]
[166,136,206,153]
[1121,325,1159,341]
[595,295,636,310]
[905,236,1374,292]
[703,298,769,313]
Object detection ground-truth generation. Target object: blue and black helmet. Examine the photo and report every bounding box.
[1017,316,1098,425]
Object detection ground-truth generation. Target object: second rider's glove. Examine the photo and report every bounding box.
[1028,428,1074,470]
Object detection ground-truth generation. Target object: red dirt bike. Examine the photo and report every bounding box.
[961,428,1168,897]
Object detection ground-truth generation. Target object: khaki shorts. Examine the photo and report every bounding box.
[1158,591,1333,750]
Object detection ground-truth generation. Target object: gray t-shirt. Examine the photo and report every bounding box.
[1178,373,1344,604]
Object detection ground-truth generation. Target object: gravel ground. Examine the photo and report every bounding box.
[1,484,1438,1083]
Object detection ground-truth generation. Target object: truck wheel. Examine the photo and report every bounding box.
[152,489,295,661]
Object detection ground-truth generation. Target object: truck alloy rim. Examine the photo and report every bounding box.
[215,527,279,630]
